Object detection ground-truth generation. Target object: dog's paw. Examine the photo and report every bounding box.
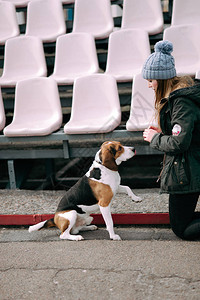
[89,225,98,231]
[74,235,84,241]
[111,234,121,241]
[132,196,142,202]
[60,233,84,241]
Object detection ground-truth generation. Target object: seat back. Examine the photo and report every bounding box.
[61,0,74,3]
[64,74,121,134]
[121,0,163,35]
[0,1,20,44]
[0,35,47,86]
[163,24,200,76]
[2,0,29,8]
[4,78,62,136]
[73,0,113,39]
[126,73,157,131]
[105,29,151,82]
[0,89,6,131]
[26,0,66,42]
[51,33,99,84]
[172,0,200,26]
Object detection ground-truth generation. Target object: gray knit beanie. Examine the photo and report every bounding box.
[142,40,176,80]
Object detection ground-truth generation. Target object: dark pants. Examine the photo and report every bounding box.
[169,193,200,240]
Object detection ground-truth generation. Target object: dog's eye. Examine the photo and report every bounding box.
[118,146,122,151]
[110,146,116,155]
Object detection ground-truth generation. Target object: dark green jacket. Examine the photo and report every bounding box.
[150,80,200,194]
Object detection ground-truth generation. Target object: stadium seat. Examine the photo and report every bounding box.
[196,70,200,79]
[0,1,20,44]
[121,0,163,35]
[64,74,121,134]
[25,0,66,43]
[171,0,200,26]
[61,0,74,3]
[2,0,29,8]
[163,24,200,77]
[111,4,123,19]
[105,29,151,82]
[50,33,99,85]
[3,78,63,137]
[0,35,47,87]
[126,73,157,131]
[0,89,6,131]
[72,0,114,39]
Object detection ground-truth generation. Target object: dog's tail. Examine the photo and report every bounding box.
[28,218,55,233]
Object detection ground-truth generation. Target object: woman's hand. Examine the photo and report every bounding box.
[143,127,159,143]
[148,126,162,133]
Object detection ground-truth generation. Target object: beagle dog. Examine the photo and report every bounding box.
[29,141,141,241]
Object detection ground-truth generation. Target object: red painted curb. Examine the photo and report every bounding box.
[0,213,170,226]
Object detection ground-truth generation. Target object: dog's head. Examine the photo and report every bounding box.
[95,141,136,171]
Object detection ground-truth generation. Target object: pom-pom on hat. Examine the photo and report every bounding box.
[142,40,176,80]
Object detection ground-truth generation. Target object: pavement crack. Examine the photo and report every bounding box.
[1,267,200,285]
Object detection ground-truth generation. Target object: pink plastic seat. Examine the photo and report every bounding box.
[61,0,74,3]
[126,73,157,131]
[2,0,29,8]
[196,70,200,79]
[4,78,63,137]
[25,0,66,43]
[50,33,99,85]
[111,4,123,19]
[0,89,6,131]
[0,1,20,45]
[163,24,200,76]
[72,0,114,39]
[172,0,200,26]
[0,35,47,87]
[121,0,163,35]
[105,29,151,82]
[64,74,121,134]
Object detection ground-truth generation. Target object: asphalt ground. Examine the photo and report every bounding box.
[0,189,199,300]
[0,226,200,300]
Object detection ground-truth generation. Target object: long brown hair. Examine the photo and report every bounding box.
[154,76,194,127]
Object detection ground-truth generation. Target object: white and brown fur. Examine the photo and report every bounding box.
[29,141,141,241]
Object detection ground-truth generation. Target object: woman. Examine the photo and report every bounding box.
[142,40,200,240]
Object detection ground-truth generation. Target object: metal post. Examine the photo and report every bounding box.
[7,160,16,189]
[63,140,70,159]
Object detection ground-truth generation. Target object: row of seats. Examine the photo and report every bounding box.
[0,29,150,85]
[1,0,120,8]
[0,0,66,44]
[2,0,75,7]
[2,0,200,45]
[0,0,164,44]
[0,74,157,135]
[1,22,200,86]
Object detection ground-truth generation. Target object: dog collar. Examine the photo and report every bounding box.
[95,158,102,165]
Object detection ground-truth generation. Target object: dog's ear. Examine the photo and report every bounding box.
[101,146,118,171]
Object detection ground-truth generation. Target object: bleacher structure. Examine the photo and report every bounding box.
[1,0,198,190]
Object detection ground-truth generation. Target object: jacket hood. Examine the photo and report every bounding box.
[169,79,200,107]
